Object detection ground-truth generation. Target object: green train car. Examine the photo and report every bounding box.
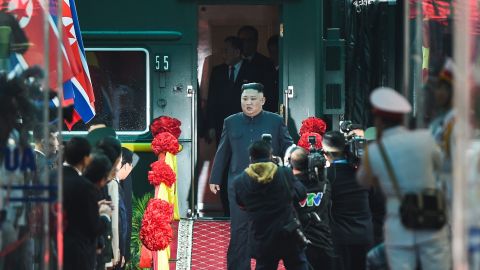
[75,0,401,217]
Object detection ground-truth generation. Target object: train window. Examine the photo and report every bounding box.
[67,48,150,134]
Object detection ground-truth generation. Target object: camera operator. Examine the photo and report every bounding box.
[290,146,336,269]
[234,140,308,270]
[323,131,373,270]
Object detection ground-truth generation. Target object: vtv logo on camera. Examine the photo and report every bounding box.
[299,192,323,207]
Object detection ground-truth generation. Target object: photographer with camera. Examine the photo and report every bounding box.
[234,140,308,270]
[289,145,336,270]
[323,131,373,270]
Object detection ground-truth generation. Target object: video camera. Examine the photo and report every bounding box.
[339,120,367,166]
[307,135,327,182]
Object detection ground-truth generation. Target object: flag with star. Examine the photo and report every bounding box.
[61,0,95,129]
[7,0,79,106]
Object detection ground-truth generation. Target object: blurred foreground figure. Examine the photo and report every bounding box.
[357,87,451,270]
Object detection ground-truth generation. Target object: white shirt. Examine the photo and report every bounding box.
[357,126,448,246]
[229,60,243,82]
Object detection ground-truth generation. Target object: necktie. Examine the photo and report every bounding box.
[229,65,235,83]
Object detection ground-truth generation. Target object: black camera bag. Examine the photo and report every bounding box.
[378,141,446,230]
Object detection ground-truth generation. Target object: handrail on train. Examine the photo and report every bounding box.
[82,31,183,41]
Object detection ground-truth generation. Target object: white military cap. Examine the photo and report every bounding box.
[370,87,412,115]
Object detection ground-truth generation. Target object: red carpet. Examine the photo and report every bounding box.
[190,220,285,270]
[169,221,179,270]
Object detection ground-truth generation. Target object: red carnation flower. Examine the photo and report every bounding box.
[148,160,176,187]
[150,116,182,138]
[140,199,174,251]
[151,132,180,155]
[298,132,323,152]
[299,117,327,136]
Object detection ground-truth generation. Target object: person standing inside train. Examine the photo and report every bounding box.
[237,25,277,113]
[209,82,293,270]
[206,36,262,216]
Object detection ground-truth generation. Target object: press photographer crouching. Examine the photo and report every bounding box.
[323,131,373,270]
[289,145,336,270]
[234,140,309,270]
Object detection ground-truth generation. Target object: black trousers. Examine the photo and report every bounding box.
[334,244,370,270]
[305,246,335,270]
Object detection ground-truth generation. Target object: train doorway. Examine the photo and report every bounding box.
[196,4,280,218]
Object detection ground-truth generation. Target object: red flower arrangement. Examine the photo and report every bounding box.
[298,132,323,152]
[140,199,174,251]
[151,132,180,155]
[150,116,182,138]
[148,160,176,187]
[299,117,327,136]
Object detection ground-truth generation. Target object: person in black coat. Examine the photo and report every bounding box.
[63,137,104,270]
[290,147,336,270]
[238,26,277,113]
[206,38,263,216]
[323,131,373,270]
[209,83,293,270]
[234,140,308,270]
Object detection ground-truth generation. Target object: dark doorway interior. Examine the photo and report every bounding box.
[196,5,280,217]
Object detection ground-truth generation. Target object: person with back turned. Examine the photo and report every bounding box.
[234,140,308,270]
[209,82,293,270]
[357,87,450,270]
[324,131,373,270]
[289,147,336,269]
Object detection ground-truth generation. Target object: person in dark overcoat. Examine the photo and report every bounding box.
[234,140,308,270]
[63,137,103,270]
[323,131,373,270]
[209,82,293,270]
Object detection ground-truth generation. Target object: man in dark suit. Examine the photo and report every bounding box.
[207,36,262,145]
[323,131,373,270]
[238,26,277,113]
[209,83,293,270]
[63,137,106,270]
[207,36,262,216]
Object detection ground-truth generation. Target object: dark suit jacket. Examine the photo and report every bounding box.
[209,111,293,189]
[248,52,278,113]
[63,165,101,270]
[206,60,262,143]
[328,163,373,245]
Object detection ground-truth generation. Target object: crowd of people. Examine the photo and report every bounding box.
[208,74,454,269]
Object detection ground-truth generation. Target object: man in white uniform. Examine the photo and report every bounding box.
[357,87,451,270]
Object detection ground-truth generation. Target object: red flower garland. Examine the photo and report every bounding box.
[298,132,323,152]
[148,160,176,187]
[151,132,180,155]
[150,116,182,138]
[140,199,174,251]
[299,117,327,136]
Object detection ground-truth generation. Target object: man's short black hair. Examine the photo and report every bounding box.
[121,147,133,167]
[241,82,264,93]
[249,140,272,162]
[96,136,122,164]
[322,130,345,153]
[290,147,308,171]
[84,151,112,185]
[267,34,279,50]
[237,25,259,41]
[224,36,244,54]
[64,137,91,166]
